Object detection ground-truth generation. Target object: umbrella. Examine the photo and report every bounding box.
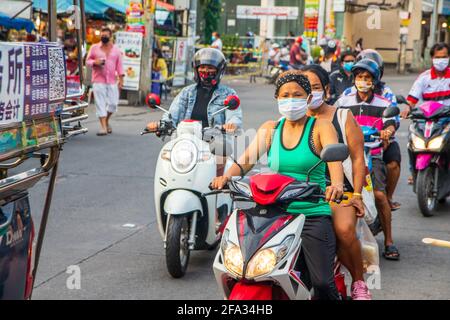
[0,12,35,32]
[32,0,128,15]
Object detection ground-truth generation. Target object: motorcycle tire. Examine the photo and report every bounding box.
[166,215,190,278]
[416,167,437,217]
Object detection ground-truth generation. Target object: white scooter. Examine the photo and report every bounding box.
[142,94,241,278]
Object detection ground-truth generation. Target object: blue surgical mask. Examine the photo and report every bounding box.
[278,98,309,121]
[343,62,354,72]
[211,36,216,42]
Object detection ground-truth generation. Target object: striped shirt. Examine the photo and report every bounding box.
[407,67,450,106]
[336,92,395,155]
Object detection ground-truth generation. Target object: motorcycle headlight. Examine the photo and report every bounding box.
[427,136,444,150]
[246,236,294,279]
[411,134,426,150]
[170,140,197,173]
[223,242,244,278]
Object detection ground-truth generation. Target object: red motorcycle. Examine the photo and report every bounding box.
[207,144,350,300]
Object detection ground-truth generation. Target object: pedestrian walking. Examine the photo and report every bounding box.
[86,27,124,136]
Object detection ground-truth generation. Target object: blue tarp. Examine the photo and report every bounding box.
[0,12,35,32]
[32,0,127,15]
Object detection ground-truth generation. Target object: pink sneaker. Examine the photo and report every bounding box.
[351,280,372,300]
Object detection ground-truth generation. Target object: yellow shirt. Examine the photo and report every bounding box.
[155,58,168,79]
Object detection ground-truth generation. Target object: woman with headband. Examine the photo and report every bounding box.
[211,71,344,300]
[302,65,371,300]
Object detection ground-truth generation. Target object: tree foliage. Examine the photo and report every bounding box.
[200,0,221,44]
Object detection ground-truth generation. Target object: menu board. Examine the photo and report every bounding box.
[115,32,143,91]
[0,42,67,126]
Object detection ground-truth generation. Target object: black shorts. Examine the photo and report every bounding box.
[383,141,401,165]
[300,215,340,300]
[371,157,387,192]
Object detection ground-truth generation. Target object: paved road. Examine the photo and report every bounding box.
[31,74,450,300]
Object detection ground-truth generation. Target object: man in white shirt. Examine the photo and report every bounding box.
[401,42,450,118]
[211,32,223,51]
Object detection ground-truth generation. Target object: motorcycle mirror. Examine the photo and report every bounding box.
[145,93,161,109]
[395,95,407,105]
[209,137,233,157]
[382,106,400,119]
[320,143,349,162]
[224,95,240,111]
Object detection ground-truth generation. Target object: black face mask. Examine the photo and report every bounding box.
[101,36,110,44]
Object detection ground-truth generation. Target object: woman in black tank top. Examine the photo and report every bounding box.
[301,65,372,300]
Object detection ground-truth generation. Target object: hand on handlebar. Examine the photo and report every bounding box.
[211,176,231,190]
[325,184,344,203]
[146,121,159,132]
[222,123,237,133]
[379,129,394,142]
[400,106,411,119]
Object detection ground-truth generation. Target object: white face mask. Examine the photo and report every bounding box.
[355,80,373,93]
[278,98,309,121]
[308,91,324,109]
[433,58,449,72]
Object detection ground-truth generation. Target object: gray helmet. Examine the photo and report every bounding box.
[193,48,227,86]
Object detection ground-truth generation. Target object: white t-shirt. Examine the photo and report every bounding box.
[211,38,223,51]
[407,67,450,106]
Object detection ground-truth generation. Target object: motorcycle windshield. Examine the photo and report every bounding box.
[236,206,294,269]
[414,103,449,119]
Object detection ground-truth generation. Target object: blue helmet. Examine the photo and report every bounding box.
[351,58,381,83]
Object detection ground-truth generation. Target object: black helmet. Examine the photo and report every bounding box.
[356,49,384,78]
[351,58,381,83]
[193,48,227,86]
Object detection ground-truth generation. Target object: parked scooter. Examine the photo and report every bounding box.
[397,95,449,217]
[359,106,401,235]
[142,94,241,278]
[207,144,350,300]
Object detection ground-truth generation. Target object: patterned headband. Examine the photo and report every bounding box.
[274,73,312,98]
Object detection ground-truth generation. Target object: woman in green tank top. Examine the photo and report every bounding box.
[211,72,345,300]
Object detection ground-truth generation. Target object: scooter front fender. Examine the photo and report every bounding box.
[163,190,203,215]
[416,153,433,170]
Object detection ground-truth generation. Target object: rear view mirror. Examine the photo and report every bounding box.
[224,95,240,111]
[382,106,400,119]
[209,137,233,157]
[145,93,161,109]
[320,144,349,162]
[395,95,407,105]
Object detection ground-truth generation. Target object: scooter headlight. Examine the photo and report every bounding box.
[170,140,198,173]
[427,136,444,151]
[223,243,244,277]
[246,236,294,279]
[411,134,426,150]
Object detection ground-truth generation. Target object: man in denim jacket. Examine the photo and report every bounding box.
[147,48,242,132]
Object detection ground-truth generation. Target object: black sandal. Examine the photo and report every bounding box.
[383,245,400,261]
[389,200,401,211]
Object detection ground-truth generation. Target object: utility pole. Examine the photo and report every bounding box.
[187,0,197,81]
[317,0,326,40]
[425,0,440,67]
[47,0,57,41]
[398,0,412,74]
[128,0,153,105]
